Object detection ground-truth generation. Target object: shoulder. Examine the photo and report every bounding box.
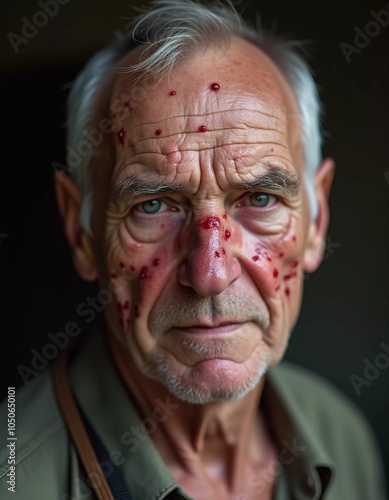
[268,360,371,431]
[267,361,387,499]
[0,367,71,498]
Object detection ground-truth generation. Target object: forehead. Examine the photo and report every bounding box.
[107,37,302,187]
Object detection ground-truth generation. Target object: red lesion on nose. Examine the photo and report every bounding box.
[197,216,221,230]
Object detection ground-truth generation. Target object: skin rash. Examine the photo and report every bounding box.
[56,36,334,499]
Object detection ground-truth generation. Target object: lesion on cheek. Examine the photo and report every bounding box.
[282,259,299,281]
[250,214,303,297]
[103,233,138,321]
[253,244,273,263]
[117,299,131,326]
[104,220,167,328]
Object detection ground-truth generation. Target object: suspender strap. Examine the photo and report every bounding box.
[53,347,131,500]
[76,402,132,500]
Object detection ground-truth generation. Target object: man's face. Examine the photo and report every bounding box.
[92,38,314,403]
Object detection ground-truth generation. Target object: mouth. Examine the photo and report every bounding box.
[175,322,246,335]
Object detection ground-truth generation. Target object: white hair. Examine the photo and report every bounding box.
[66,0,323,234]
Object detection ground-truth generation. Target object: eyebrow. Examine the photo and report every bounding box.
[111,167,300,204]
[231,168,300,197]
[111,177,189,204]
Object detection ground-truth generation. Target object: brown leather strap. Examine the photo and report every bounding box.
[53,347,114,500]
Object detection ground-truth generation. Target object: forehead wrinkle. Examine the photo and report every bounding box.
[111,155,298,201]
[127,107,284,131]
[113,138,295,187]
[125,120,288,161]
[119,141,290,167]
[132,126,286,146]
[126,108,286,141]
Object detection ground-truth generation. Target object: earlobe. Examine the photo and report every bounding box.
[303,157,335,273]
[54,172,98,282]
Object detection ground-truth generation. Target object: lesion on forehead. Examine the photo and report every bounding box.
[107,34,299,127]
[110,106,291,176]
[105,52,303,194]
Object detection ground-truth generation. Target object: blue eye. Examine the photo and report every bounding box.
[249,193,275,208]
[138,199,163,214]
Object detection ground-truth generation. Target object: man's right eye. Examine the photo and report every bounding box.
[135,199,165,214]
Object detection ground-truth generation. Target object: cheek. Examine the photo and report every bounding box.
[105,228,176,326]
[245,216,303,300]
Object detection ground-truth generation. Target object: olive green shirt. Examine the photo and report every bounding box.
[0,329,387,499]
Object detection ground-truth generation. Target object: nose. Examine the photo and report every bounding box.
[177,216,241,297]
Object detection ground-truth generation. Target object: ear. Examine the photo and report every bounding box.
[303,157,335,273]
[54,172,98,282]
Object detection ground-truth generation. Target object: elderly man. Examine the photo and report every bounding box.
[0,0,386,499]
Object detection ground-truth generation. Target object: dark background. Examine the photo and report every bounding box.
[1,0,388,488]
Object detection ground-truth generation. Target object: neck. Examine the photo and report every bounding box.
[108,330,273,494]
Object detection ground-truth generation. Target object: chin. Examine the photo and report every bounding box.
[149,350,271,405]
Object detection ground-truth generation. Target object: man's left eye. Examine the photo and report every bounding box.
[136,199,166,214]
[249,193,277,208]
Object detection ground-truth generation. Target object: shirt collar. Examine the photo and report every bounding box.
[265,364,334,499]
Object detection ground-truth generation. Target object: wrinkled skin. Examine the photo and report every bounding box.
[56,36,334,499]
